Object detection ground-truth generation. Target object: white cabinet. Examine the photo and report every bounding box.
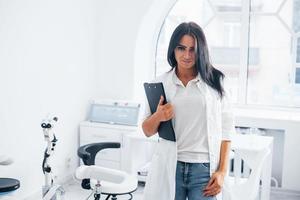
[79,121,138,171]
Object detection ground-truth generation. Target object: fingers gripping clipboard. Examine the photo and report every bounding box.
[143,82,176,142]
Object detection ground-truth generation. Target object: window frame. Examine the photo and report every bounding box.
[154,0,300,108]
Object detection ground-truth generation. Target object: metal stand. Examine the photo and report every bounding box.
[41,116,65,200]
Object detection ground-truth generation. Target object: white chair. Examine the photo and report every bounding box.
[223,148,271,200]
[76,142,138,200]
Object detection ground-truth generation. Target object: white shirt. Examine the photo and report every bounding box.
[172,72,209,163]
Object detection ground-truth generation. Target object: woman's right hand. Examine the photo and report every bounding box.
[155,96,174,122]
[142,96,174,137]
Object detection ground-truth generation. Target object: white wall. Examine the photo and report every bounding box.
[0,0,97,198]
[94,0,154,101]
[133,0,177,101]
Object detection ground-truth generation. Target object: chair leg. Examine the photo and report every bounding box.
[128,193,133,200]
[104,193,133,200]
[94,193,101,200]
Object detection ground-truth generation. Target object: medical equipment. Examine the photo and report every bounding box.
[41,116,64,200]
[0,156,20,194]
[76,142,138,200]
[88,100,140,126]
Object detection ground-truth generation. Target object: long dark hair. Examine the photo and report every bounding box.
[167,22,225,98]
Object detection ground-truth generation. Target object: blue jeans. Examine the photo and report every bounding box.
[175,161,217,200]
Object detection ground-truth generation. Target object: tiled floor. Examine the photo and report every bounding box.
[1,179,300,200]
[62,180,300,200]
[269,189,300,200]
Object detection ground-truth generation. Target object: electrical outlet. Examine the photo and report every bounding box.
[53,174,59,181]
[65,157,71,169]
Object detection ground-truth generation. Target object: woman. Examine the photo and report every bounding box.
[142,22,235,200]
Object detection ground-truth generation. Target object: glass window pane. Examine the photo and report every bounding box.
[210,0,242,12]
[205,16,242,103]
[296,68,300,84]
[279,0,300,34]
[247,15,299,107]
[297,37,300,63]
[293,0,300,33]
[250,0,284,13]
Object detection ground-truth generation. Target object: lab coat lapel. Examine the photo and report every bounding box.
[164,71,177,102]
[197,82,217,174]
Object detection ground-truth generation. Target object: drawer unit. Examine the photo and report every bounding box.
[80,126,123,143]
[79,121,138,171]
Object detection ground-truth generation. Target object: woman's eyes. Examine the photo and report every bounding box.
[177,46,185,51]
[189,48,195,53]
[176,46,195,53]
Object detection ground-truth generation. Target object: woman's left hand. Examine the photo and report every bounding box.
[203,171,225,197]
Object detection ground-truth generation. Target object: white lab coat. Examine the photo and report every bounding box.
[143,69,235,200]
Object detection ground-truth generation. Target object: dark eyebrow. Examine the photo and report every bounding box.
[177,44,187,48]
[177,44,195,49]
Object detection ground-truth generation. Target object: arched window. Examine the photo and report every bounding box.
[155,0,300,108]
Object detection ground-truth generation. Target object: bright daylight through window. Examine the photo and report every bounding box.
[156,0,300,108]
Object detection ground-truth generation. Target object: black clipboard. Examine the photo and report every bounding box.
[143,82,176,142]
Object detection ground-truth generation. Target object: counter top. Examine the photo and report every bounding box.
[234,106,300,123]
